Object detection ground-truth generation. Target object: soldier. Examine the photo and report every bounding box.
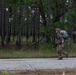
[55,28,68,60]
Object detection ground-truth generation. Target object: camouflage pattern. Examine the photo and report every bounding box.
[56,44,67,59]
[55,28,68,59]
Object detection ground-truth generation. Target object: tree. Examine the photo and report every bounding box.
[1,0,5,47]
[0,0,76,49]
[26,6,30,43]
[16,6,23,48]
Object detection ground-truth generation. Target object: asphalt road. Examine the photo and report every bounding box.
[0,58,76,71]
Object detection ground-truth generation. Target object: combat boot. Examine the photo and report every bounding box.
[58,57,63,60]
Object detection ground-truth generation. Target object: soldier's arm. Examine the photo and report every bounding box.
[61,35,64,44]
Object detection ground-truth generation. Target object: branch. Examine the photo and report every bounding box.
[53,4,76,23]
[26,33,50,49]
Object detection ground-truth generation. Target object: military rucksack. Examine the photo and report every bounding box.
[60,30,69,39]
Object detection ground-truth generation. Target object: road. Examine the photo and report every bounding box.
[0,58,76,71]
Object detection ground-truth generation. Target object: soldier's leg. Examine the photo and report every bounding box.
[57,45,63,60]
[61,49,68,58]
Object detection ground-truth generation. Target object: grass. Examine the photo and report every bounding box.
[12,69,76,75]
[0,48,57,58]
[0,69,76,75]
[0,43,76,58]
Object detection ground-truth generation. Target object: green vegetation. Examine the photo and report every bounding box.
[0,43,76,58]
[0,69,76,75]
[0,0,76,48]
[0,0,76,59]
[2,71,9,75]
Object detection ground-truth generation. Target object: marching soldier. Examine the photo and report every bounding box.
[55,28,68,60]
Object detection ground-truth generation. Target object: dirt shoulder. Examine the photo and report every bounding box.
[0,69,76,75]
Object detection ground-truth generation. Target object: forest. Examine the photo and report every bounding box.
[0,0,76,49]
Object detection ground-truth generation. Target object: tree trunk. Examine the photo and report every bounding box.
[32,14,35,42]
[9,6,12,42]
[26,6,29,43]
[6,6,10,45]
[1,0,5,47]
[0,4,1,36]
[6,6,12,45]
[12,8,16,41]
[34,7,40,46]
[16,6,23,49]
[32,1,40,47]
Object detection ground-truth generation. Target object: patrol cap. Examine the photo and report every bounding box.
[55,28,60,32]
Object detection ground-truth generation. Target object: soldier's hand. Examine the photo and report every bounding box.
[61,44,64,49]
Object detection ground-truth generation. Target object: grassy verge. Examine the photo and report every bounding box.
[0,43,76,58]
[0,69,76,75]
[0,49,57,58]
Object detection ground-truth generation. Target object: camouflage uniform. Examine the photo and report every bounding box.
[55,31,68,60]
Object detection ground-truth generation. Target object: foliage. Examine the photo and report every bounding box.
[0,0,76,48]
[66,8,76,29]
[0,43,76,58]
[5,0,35,6]
[2,71,9,75]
